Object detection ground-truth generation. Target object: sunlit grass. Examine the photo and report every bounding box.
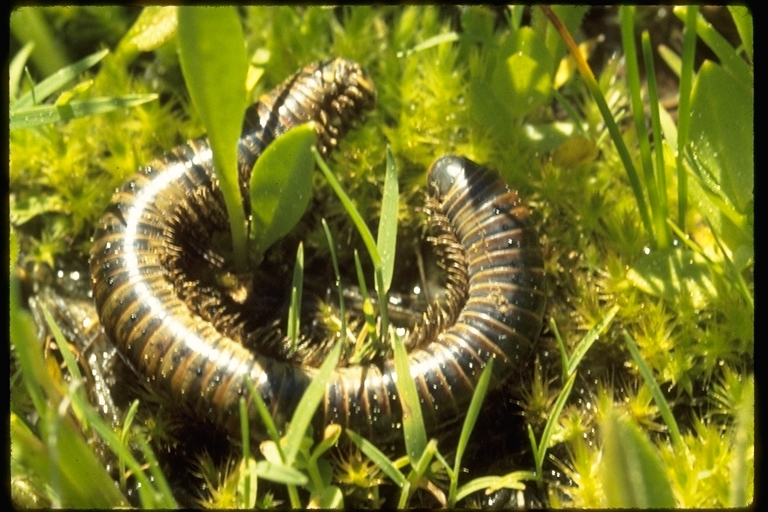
[10,5,753,508]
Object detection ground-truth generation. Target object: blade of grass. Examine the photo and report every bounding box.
[287,243,304,350]
[14,48,109,108]
[728,375,754,507]
[10,94,158,130]
[11,411,128,508]
[58,377,175,507]
[674,6,752,89]
[242,376,301,508]
[346,429,407,488]
[282,341,342,467]
[550,317,569,382]
[315,147,389,343]
[642,30,670,249]
[448,358,494,507]
[239,397,252,507]
[392,330,427,466]
[541,6,652,238]
[620,7,661,248]
[675,6,699,228]
[726,6,752,64]
[622,330,682,450]
[10,8,69,77]
[322,219,347,346]
[353,250,379,355]
[534,371,576,477]
[377,146,399,294]
[10,41,35,102]
[455,472,532,502]
[396,32,461,58]
[313,147,380,268]
[566,305,618,376]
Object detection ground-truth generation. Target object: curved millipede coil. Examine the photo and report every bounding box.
[90,59,546,447]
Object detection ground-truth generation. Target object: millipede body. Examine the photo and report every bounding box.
[90,58,545,447]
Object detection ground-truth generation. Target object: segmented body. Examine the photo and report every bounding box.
[90,59,546,446]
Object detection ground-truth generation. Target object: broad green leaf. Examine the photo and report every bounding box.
[376,147,399,293]
[308,485,344,509]
[492,52,552,119]
[499,26,554,80]
[250,124,317,262]
[456,473,530,502]
[10,95,158,130]
[254,460,308,486]
[178,6,248,269]
[689,61,753,215]
[119,6,178,55]
[627,248,717,310]
[600,410,675,508]
[674,7,752,90]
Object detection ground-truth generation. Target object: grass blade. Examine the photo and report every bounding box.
[282,341,342,466]
[287,243,305,347]
[376,146,399,294]
[392,330,427,466]
[541,6,652,237]
[14,48,109,109]
[314,147,381,268]
[10,95,158,130]
[623,330,682,449]
[346,429,407,487]
[10,41,35,102]
[641,30,670,248]
[449,358,494,505]
[674,6,699,227]
[566,305,618,376]
[322,219,347,345]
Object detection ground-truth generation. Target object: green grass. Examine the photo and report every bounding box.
[10,6,753,508]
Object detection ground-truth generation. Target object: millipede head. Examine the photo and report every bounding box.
[427,155,475,198]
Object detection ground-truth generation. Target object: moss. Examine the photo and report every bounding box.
[10,6,753,508]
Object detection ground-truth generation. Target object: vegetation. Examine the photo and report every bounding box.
[11,6,753,508]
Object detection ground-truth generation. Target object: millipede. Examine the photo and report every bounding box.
[90,58,546,447]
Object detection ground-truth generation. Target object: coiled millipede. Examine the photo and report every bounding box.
[90,58,546,447]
